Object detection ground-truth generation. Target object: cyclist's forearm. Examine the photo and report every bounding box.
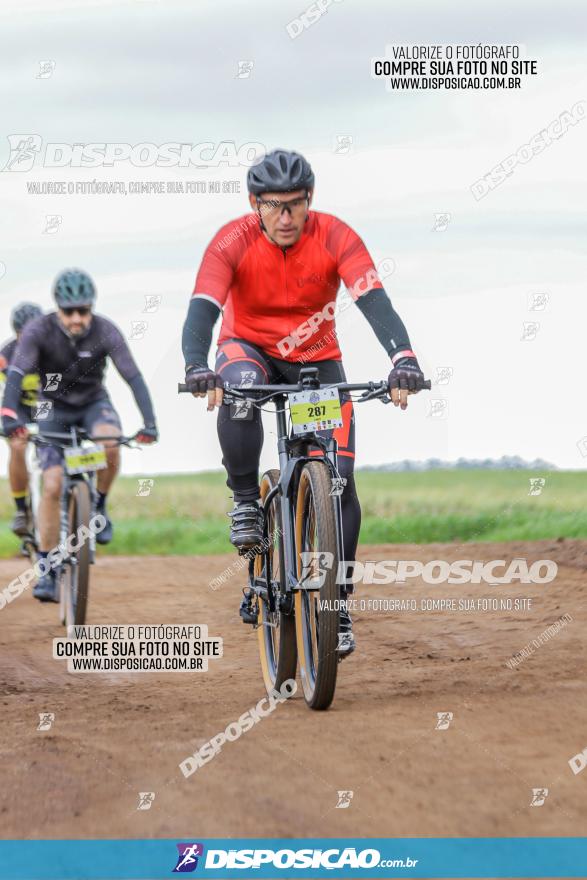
[127,373,156,426]
[355,287,414,360]
[182,297,221,369]
[1,368,24,415]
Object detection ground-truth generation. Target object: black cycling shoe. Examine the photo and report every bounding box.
[33,572,58,603]
[11,509,32,538]
[228,501,264,553]
[95,513,113,545]
[337,598,355,658]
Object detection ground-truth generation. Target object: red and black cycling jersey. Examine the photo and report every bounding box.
[192,210,384,361]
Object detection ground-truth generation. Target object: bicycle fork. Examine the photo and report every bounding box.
[274,394,345,607]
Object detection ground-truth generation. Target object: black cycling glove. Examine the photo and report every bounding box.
[388,356,427,393]
[185,366,223,395]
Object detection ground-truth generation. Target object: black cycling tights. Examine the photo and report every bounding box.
[215,338,361,565]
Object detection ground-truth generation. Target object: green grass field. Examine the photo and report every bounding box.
[0,469,584,558]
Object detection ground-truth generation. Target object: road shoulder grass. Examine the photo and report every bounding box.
[0,469,583,557]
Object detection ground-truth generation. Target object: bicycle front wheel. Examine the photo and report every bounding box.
[256,469,297,694]
[294,461,340,710]
[62,480,91,627]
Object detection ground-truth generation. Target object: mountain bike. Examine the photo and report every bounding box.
[180,366,430,710]
[16,427,136,626]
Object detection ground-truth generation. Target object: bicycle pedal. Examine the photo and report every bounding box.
[239,589,258,625]
[239,607,258,625]
[236,543,263,557]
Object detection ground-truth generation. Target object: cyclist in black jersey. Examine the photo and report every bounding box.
[1,269,158,602]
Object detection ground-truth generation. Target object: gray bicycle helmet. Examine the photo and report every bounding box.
[11,302,43,333]
[53,269,96,307]
[247,149,314,195]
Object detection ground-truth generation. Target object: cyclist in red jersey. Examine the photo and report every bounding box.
[182,149,427,655]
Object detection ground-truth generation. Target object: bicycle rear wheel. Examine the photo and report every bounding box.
[294,461,340,710]
[62,480,91,627]
[256,469,297,694]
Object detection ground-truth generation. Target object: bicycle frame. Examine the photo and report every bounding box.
[178,367,429,616]
[33,427,100,565]
[28,427,135,565]
[221,366,375,617]
[261,392,344,609]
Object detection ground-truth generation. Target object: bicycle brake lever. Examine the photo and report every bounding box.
[358,386,389,403]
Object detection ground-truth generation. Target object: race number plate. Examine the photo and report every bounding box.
[288,387,343,436]
[64,444,107,475]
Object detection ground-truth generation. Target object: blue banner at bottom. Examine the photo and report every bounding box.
[0,838,586,879]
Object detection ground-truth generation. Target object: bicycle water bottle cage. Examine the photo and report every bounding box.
[298,366,320,389]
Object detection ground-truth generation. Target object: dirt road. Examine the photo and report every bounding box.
[1,540,586,845]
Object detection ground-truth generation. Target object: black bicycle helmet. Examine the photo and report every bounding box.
[53,269,96,308]
[247,149,314,195]
[11,302,43,333]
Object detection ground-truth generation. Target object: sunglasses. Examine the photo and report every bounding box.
[61,306,91,317]
[257,196,308,217]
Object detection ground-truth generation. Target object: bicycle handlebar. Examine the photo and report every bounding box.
[0,429,139,447]
[178,378,432,398]
[29,431,138,448]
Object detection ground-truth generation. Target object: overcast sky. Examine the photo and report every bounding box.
[0,0,586,475]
